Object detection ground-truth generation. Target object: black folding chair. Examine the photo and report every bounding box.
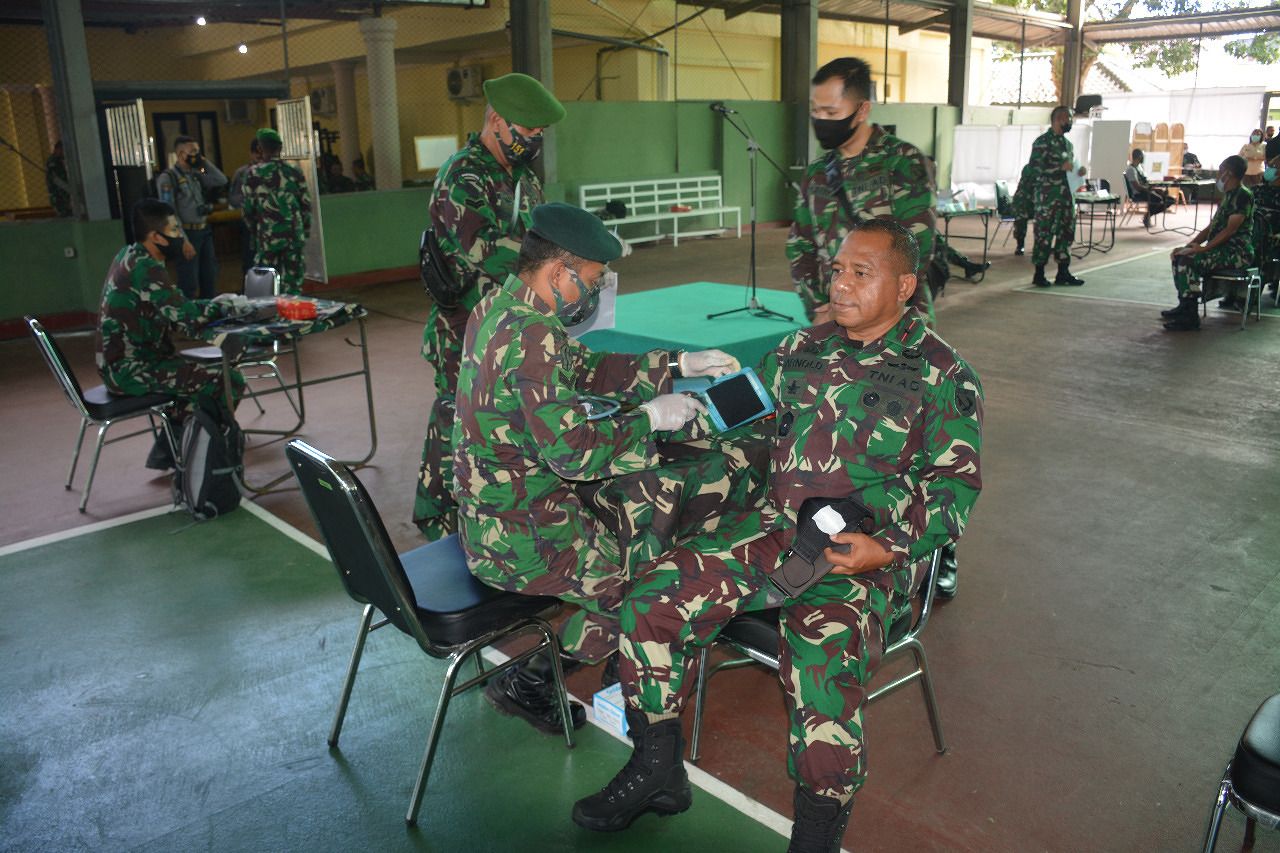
[689,549,947,762]
[26,315,175,512]
[1202,692,1280,852]
[285,440,573,826]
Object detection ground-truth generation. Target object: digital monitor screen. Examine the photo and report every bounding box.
[705,373,769,428]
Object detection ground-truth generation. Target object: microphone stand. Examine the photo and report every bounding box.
[707,108,796,322]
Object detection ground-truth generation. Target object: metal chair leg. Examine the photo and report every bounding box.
[406,650,466,826]
[1202,770,1233,853]
[543,627,576,751]
[66,417,88,489]
[690,646,711,762]
[907,638,947,753]
[328,604,375,748]
[79,423,110,512]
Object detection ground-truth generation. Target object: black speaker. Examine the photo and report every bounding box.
[1074,94,1103,115]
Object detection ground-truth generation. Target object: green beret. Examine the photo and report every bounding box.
[255,128,282,145]
[530,202,622,263]
[483,73,565,128]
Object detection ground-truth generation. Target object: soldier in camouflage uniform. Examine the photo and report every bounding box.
[45,141,72,218]
[96,199,246,469]
[351,158,375,192]
[1162,155,1254,331]
[574,221,983,853]
[788,57,936,323]
[413,73,565,540]
[455,203,751,735]
[1011,161,1036,256]
[1027,107,1085,287]
[937,235,989,280]
[242,128,311,295]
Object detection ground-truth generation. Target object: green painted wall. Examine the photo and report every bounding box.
[318,187,430,277]
[1,219,123,322]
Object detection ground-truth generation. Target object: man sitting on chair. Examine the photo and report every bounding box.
[1162,156,1254,331]
[1124,149,1173,228]
[96,199,246,469]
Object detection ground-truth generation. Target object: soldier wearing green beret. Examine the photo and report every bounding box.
[242,128,312,294]
[454,202,752,733]
[413,72,567,540]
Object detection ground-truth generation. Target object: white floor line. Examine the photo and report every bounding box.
[0,503,177,559]
[1070,246,1168,276]
[239,500,330,559]
[245,503,796,840]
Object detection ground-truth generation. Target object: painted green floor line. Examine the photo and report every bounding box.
[0,509,785,852]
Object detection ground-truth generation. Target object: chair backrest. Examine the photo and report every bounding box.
[1122,173,1138,201]
[244,266,280,298]
[994,181,1014,218]
[899,549,944,645]
[26,316,91,420]
[285,440,432,648]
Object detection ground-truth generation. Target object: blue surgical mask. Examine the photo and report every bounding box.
[1265,166,1277,183]
[1215,178,1226,193]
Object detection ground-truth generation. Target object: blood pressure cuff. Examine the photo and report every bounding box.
[419,229,465,309]
[766,496,873,598]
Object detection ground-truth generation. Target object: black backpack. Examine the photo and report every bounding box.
[419,229,465,309]
[174,398,244,520]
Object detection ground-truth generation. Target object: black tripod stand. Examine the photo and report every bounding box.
[707,104,796,322]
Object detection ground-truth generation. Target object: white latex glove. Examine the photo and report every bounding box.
[213,293,251,312]
[681,349,740,379]
[639,393,707,431]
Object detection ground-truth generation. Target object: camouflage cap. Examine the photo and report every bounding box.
[256,128,283,145]
[530,202,622,263]
[483,73,566,128]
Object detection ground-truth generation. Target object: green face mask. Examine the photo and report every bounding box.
[552,265,601,326]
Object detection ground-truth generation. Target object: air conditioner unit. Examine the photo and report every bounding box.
[310,86,337,116]
[224,99,252,124]
[447,66,483,101]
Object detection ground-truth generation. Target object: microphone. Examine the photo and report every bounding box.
[709,102,737,115]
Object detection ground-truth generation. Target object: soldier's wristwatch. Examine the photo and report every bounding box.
[667,350,684,379]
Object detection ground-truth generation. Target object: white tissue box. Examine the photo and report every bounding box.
[593,681,629,738]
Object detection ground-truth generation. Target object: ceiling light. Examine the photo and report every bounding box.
[237,43,248,54]
[196,15,207,26]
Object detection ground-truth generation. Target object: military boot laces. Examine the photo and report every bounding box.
[572,709,692,832]
[787,786,854,853]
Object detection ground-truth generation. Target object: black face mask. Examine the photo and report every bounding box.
[812,112,859,151]
[155,234,185,263]
[1061,121,1073,134]
[500,121,543,166]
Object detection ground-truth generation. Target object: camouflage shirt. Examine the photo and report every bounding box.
[762,310,983,564]
[95,243,230,385]
[242,158,312,250]
[453,274,678,579]
[429,132,544,315]
[1030,130,1073,192]
[787,125,937,319]
[45,152,71,218]
[1207,184,1254,257]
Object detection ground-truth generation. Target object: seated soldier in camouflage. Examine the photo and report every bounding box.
[1162,155,1255,331]
[96,199,246,469]
[573,220,983,853]
[453,202,756,734]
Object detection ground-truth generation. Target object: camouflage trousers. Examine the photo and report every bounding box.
[939,238,969,267]
[619,509,923,801]
[1172,245,1254,298]
[104,356,246,422]
[253,243,306,295]
[413,303,470,539]
[464,441,764,663]
[1032,187,1076,265]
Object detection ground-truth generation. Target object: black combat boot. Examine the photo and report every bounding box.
[600,651,621,689]
[1014,241,1025,256]
[144,433,175,471]
[961,259,991,280]
[1031,264,1051,288]
[787,786,854,853]
[1161,295,1196,318]
[935,545,958,600]
[1163,301,1201,331]
[1054,260,1085,286]
[483,652,586,735]
[572,708,692,831]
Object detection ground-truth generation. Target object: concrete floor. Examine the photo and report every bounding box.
[2,208,1278,851]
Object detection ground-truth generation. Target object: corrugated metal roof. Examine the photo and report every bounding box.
[1082,8,1280,44]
